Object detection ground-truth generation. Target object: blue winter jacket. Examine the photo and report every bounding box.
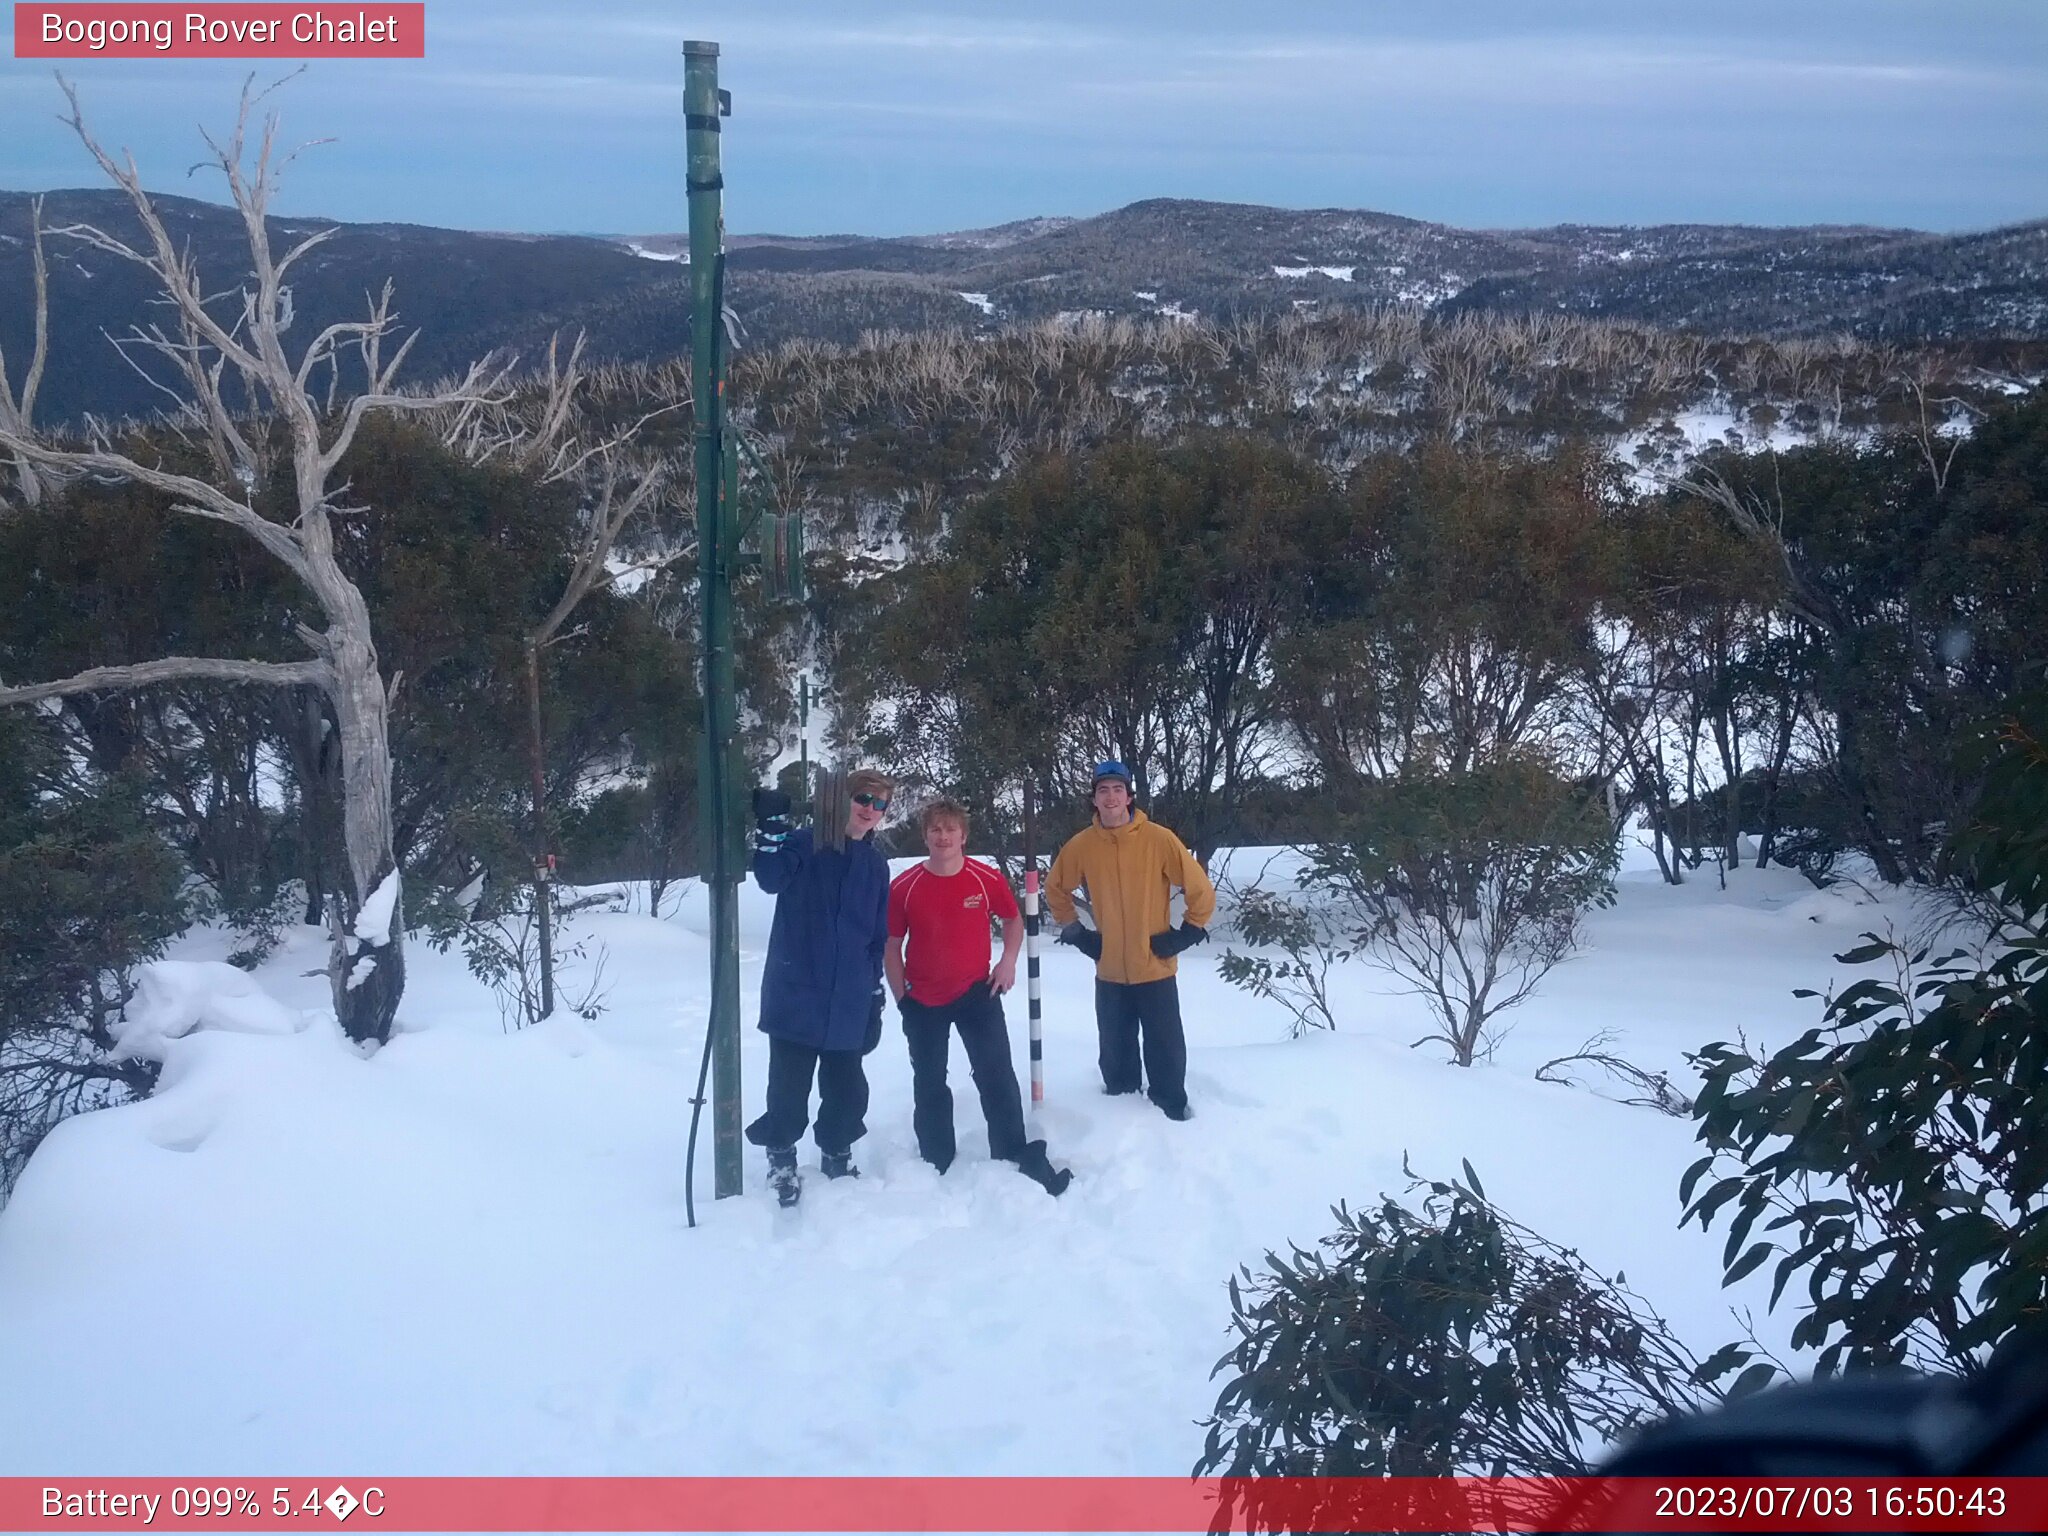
[753,826,891,1051]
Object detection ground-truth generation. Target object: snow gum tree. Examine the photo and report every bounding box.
[842,431,1341,860]
[0,82,510,1043]
[1307,751,1620,1065]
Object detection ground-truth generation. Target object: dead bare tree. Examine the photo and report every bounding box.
[0,196,50,506]
[0,79,512,1044]
[1899,353,1981,494]
[397,331,693,1017]
[1537,1030,1693,1116]
[522,433,685,1017]
[1674,463,1921,886]
[1673,465,1845,640]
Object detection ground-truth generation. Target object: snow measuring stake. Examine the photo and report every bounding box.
[1023,780,1045,1108]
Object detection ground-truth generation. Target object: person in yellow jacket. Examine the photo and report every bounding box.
[1045,760,1216,1120]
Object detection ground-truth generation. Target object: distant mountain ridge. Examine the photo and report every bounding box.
[3,189,2042,422]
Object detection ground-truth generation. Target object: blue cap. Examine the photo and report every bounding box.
[1091,760,1133,792]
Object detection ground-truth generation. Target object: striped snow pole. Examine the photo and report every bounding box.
[1024,865,1044,1105]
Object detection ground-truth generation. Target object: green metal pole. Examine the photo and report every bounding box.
[685,39,743,1200]
[799,672,810,809]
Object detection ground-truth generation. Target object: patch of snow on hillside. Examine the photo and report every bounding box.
[957,292,995,316]
[1272,264,1356,281]
[1616,402,1862,492]
[1390,272,1464,304]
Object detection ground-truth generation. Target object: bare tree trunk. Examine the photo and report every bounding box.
[526,642,555,1021]
[1754,693,1798,869]
[504,408,682,1020]
[328,623,404,1040]
[1711,703,1742,869]
[280,689,335,925]
[0,196,50,507]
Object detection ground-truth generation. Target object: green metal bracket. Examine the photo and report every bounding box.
[721,432,745,563]
[723,428,807,601]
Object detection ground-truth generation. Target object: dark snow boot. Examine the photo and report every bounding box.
[820,1149,861,1180]
[766,1145,801,1208]
[1015,1139,1074,1198]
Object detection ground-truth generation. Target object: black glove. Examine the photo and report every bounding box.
[751,786,792,855]
[895,990,918,1017]
[1149,922,1208,958]
[863,989,885,1055]
[1058,921,1103,961]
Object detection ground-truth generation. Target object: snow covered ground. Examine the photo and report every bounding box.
[0,844,1904,1477]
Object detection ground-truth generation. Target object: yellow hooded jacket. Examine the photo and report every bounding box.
[1044,809,1217,985]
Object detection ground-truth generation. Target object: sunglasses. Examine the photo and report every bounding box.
[852,792,891,812]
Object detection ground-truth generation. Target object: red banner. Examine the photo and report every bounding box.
[12,4,425,58]
[2,1476,2045,1532]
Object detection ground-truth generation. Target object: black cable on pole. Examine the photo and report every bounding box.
[683,1009,716,1228]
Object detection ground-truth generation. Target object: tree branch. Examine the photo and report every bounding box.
[1672,466,1842,638]
[318,357,511,479]
[532,454,672,648]
[0,655,334,706]
[0,433,309,577]
[53,80,273,388]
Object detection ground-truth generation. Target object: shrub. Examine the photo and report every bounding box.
[1198,1164,1728,1516]
[1680,686,2048,1376]
[1307,754,1620,1064]
[0,721,185,1200]
[1216,881,1346,1037]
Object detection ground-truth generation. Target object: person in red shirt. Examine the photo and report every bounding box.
[886,798,1073,1196]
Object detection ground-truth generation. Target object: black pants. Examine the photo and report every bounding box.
[745,1034,870,1154]
[900,982,1028,1168]
[1096,976,1188,1114]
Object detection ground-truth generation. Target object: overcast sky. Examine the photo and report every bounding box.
[4,1,2045,236]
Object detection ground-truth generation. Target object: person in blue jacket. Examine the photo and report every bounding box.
[745,765,895,1207]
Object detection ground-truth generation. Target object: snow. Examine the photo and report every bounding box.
[602,551,658,596]
[351,869,401,950]
[623,242,687,263]
[0,844,1908,1476]
[1617,401,1849,491]
[1976,371,2041,397]
[109,961,306,1064]
[1271,264,1355,281]
[768,670,835,779]
[1389,271,1465,304]
[956,291,996,316]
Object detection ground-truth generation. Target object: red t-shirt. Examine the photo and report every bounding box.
[887,858,1021,1006]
